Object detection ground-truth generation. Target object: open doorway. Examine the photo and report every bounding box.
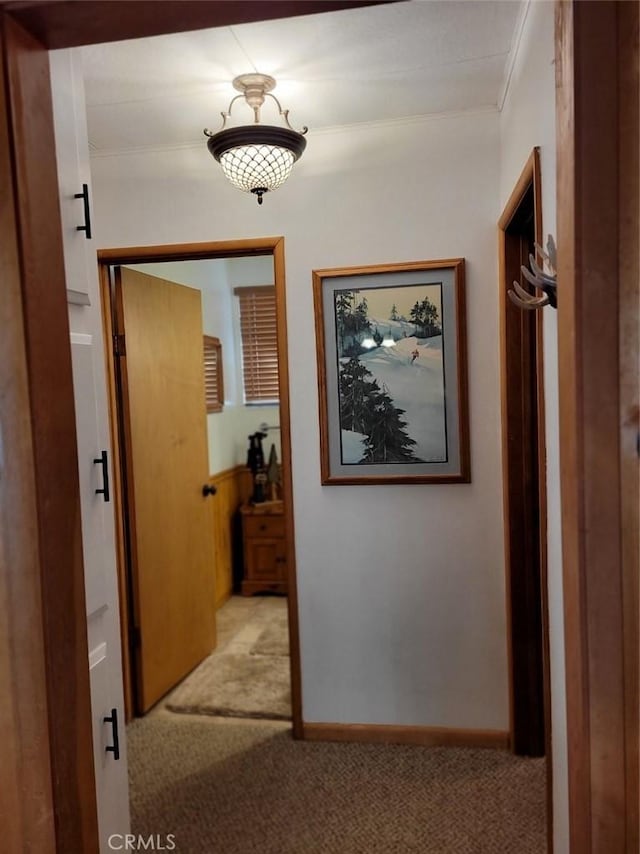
[498,146,553,848]
[498,149,551,770]
[97,240,302,735]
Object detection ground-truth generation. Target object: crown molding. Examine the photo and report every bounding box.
[497,0,531,111]
[89,105,500,159]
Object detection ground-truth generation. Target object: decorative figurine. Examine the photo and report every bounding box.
[247,431,267,503]
[267,443,280,501]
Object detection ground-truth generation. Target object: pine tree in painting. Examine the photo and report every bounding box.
[354,296,370,332]
[363,387,418,462]
[390,303,399,321]
[339,358,375,434]
[409,297,441,338]
[420,297,440,337]
[410,301,422,335]
[335,290,372,355]
[335,291,354,352]
[339,358,420,463]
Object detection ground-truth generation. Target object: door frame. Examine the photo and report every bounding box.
[1,2,638,852]
[498,148,551,756]
[97,239,303,732]
[498,146,553,851]
[555,2,639,849]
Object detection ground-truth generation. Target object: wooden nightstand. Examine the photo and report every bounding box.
[239,501,288,596]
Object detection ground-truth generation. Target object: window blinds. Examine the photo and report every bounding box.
[203,336,224,412]
[235,286,279,403]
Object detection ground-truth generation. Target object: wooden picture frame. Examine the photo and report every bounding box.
[313,259,470,484]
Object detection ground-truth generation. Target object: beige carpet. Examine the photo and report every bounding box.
[165,596,291,720]
[128,714,547,854]
[250,610,289,657]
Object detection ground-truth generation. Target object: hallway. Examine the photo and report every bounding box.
[127,714,546,853]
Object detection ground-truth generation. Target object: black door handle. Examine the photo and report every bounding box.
[202,484,217,497]
[74,183,92,239]
[93,451,110,502]
[104,708,120,760]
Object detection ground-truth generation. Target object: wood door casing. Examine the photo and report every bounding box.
[556,3,639,848]
[499,151,549,763]
[0,13,99,853]
[503,230,545,756]
[114,267,216,712]
[100,241,301,731]
[0,18,58,854]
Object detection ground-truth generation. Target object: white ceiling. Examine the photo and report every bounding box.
[81,0,525,153]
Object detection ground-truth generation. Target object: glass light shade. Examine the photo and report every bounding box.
[207,124,306,205]
[219,144,295,194]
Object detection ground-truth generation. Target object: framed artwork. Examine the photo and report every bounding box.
[313,259,470,484]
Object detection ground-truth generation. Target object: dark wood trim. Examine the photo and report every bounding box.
[618,3,640,849]
[302,722,510,749]
[97,237,304,737]
[0,20,57,853]
[497,148,549,748]
[2,0,394,49]
[556,2,637,849]
[1,12,98,853]
[498,146,552,843]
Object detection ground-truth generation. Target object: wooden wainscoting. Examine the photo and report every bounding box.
[209,465,253,609]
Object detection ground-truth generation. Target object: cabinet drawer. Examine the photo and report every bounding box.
[244,514,285,539]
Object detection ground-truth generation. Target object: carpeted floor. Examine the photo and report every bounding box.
[165,596,291,720]
[128,714,547,854]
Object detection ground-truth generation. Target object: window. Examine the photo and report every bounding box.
[235,286,279,403]
[203,336,224,413]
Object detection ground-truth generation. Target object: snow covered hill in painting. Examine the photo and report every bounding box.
[340,333,447,464]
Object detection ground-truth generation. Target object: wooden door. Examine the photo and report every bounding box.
[114,267,216,712]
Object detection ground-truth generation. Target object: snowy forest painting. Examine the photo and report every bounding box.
[334,284,447,465]
[314,260,470,484]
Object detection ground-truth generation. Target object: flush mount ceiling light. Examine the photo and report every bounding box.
[204,73,308,206]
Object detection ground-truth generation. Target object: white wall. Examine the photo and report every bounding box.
[91,108,508,730]
[499,2,567,850]
[126,257,280,474]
